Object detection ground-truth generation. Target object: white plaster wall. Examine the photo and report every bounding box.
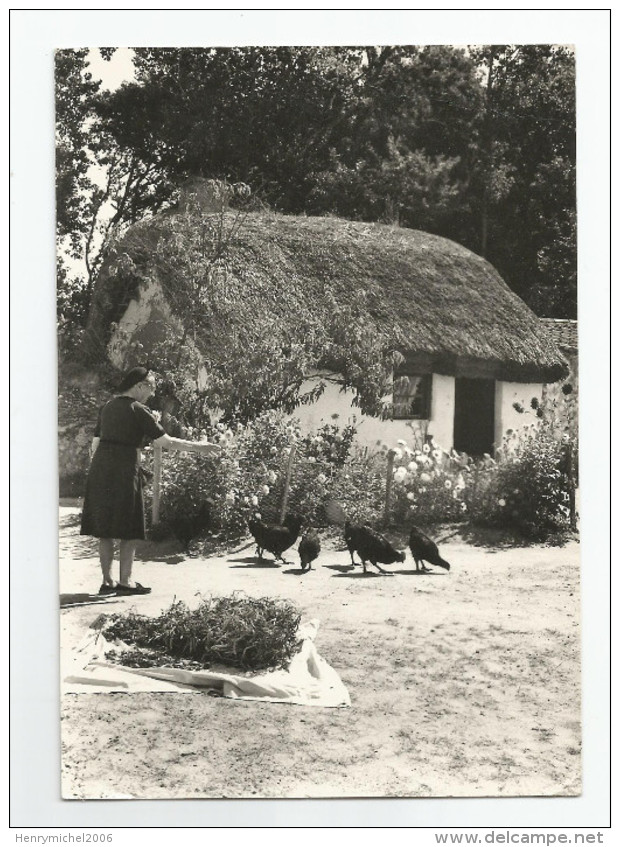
[427,373,455,450]
[495,381,544,447]
[107,279,178,368]
[292,372,455,452]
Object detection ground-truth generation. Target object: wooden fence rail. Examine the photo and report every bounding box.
[151,441,211,525]
[150,442,398,527]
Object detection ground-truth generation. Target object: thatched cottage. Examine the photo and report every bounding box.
[82,184,568,456]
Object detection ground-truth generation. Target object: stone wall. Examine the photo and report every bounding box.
[58,366,112,497]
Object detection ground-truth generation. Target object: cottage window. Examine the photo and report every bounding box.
[392,372,432,419]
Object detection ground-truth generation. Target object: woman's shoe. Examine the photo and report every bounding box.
[98,583,118,595]
[115,582,152,595]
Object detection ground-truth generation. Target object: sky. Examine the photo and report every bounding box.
[87,47,135,91]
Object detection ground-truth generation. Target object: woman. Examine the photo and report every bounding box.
[80,366,220,595]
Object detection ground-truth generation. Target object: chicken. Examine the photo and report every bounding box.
[408,526,451,572]
[169,499,214,553]
[344,520,405,575]
[298,528,321,572]
[248,513,304,564]
[344,520,370,565]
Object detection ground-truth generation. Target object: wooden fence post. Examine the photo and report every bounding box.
[152,444,162,525]
[384,449,396,527]
[567,444,577,531]
[280,445,297,523]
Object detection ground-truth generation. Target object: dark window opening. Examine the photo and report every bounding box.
[392,372,432,420]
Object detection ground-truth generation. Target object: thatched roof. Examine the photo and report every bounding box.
[90,209,568,384]
[539,318,578,354]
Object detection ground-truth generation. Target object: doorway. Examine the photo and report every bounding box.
[453,378,496,456]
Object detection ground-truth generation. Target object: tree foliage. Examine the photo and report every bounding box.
[58,44,577,388]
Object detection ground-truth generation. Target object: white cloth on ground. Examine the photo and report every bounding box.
[62,619,350,707]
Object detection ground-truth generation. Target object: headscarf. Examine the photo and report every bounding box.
[116,366,150,393]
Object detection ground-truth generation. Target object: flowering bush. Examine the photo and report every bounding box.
[149,411,358,546]
[144,388,577,549]
[387,438,469,524]
[328,447,388,526]
[464,428,572,540]
[463,387,577,540]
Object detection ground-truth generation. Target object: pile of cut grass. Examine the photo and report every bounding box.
[101,594,303,672]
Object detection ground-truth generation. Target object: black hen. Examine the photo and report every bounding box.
[344,520,365,566]
[408,526,451,572]
[298,528,321,572]
[248,513,304,564]
[344,521,405,575]
[170,499,214,553]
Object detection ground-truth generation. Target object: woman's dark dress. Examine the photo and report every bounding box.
[80,396,165,540]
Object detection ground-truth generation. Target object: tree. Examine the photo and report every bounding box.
[55,49,101,247]
[467,45,576,316]
[60,42,577,368]
[56,48,174,348]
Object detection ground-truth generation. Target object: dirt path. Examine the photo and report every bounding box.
[59,506,581,799]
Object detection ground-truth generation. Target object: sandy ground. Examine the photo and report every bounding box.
[59,505,581,800]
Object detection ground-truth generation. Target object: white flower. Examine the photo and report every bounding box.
[444,479,452,490]
[307,456,317,464]
[270,446,278,455]
[267,470,277,484]
[452,490,459,500]
[225,491,235,504]
[262,485,270,495]
[317,473,327,484]
[409,504,417,512]
[397,439,407,447]
[461,502,467,512]
[392,448,403,460]
[407,461,418,473]
[406,492,416,501]
[432,449,442,462]
[334,433,343,443]
[420,472,431,483]
[498,498,506,507]
[422,443,431,454]
[251,495,259,506]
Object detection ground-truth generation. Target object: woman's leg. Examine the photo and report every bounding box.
[99,538,115,585]
[119,540,137,586]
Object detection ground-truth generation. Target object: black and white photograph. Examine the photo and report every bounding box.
[10,8,611,830]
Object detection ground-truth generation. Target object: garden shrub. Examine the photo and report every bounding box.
[388,438,469,525]
[328,447,388,526]
[466,425,573,541]
[144,386,577,547]
[463,388,577,540]
[148,411,358,546]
